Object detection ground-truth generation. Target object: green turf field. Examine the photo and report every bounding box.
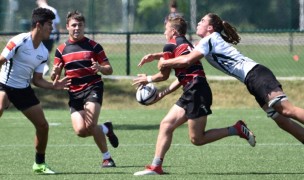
[0,108,303,180]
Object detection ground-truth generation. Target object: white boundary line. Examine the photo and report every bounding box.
[0,143,302,148]
[104,75,304,81]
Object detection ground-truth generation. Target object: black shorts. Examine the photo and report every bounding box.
[68,82,104,113]
[0,83,40,111]
[176,77,212,119]
[245,64,282,107]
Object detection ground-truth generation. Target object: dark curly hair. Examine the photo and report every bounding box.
[31,7,55,28]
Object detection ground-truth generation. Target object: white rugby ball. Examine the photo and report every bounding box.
[136,83,158,105]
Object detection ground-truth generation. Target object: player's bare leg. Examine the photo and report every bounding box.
[23,104,55,174]
[23,104,48,154]
[0,91,10,117]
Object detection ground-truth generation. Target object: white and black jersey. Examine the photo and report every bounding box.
[195,32,258,82]
[0,32,49,88]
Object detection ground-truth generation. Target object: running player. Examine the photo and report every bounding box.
[0,7,69,174]
[50,10,118,168]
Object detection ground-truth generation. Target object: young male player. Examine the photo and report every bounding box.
[0,7,69,174]
[50,10,118,168]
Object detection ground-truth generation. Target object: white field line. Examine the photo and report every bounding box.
[105,75,304,81]
[0,143,302,148]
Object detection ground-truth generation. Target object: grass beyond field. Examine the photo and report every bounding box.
[0,108,303,180]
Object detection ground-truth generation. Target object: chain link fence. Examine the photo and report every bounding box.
[0,31,303,78]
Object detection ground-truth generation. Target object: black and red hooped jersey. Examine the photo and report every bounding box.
[163,36,205,86]
[54,37,109,92]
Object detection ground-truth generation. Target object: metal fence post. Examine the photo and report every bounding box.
[126,32,131,75]
[289,31,293,52]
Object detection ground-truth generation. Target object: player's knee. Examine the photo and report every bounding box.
[86,123,97,133]
[35,120,49,132]
[278,108,295,118]
[75,129,89,137]
[76,133,87,138]
[190,136,205,146]
[160,121,175,133]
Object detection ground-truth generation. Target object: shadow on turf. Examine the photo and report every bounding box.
[0,172,123,176]
[112,124,160,130]
[3,172,129,175]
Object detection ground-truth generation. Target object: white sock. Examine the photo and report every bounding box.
[99,124,109,135]
[152,157,163,166]
[103,151,111,160]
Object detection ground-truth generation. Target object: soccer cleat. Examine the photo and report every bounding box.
[102,158,116,168]
[104,121,119,148]
[133,165,164,176]
[32,162,56,174]
[233,120,256,147]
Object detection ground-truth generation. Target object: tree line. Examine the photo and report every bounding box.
[0,0,300,32]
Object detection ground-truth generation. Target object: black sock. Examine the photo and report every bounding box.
[35,153,45,164]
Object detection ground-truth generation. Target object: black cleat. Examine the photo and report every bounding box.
[104,121,119,148]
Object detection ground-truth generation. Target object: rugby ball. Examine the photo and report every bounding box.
[136,83,158,105]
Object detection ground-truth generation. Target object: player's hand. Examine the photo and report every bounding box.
[50,62,63,81]
[132,74,148,87]
[53,75,71,90]
[91,58,100,73]
[138,54,156,67]
[53,62,62,73]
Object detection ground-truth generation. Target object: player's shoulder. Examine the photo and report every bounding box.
[196,32,218,49]
[163,38,177,50]
[87,37,100,47]
[56,42,68,53]
[10,32,31,45]
[163,43,176,53]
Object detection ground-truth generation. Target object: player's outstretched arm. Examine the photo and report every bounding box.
[146,78,181,105]
[158,50,203,70]
[132,66,171,87]
[33,72,70,90]
[159,78,181,98]
[138,52,164,67]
